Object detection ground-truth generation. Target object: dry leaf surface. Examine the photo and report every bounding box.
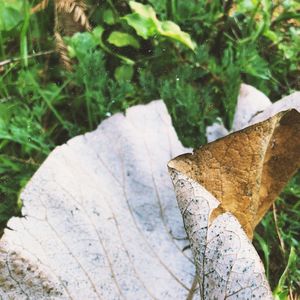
[168,169,273,299]
[206,118,229,143]
[168,89,299,299]
[0,101,198,299]
[170,109,300,239]
[206,84,272,143]
[1,89,298,299]
[250,92,300,125]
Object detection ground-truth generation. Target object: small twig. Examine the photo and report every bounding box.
[272,202,286,254]
[31,0,49,14]
[54,31,73,71]
[289,287,299,300]
[288,286,294,300]
[0,50,54,67]
[54,0,91,70]
[288,287,293,300]
[0,155,39,166]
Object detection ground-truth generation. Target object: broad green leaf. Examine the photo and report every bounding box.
[114,64,134,82]
[67,45,76,58]
[123,1,196,50]
[68,32,98,60]
[92,26,105,37]
[108,31,140,49]
[123,12,157,39]
[91,26,105,46]
[103,9,115,25]
[129,1,158,20]
[91,26,135,65]
[158,21,196,50]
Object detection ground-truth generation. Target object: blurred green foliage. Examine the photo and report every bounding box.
[0,0,299,297]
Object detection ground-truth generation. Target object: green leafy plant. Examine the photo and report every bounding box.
[273,247,297,300]
[123,1,196,50]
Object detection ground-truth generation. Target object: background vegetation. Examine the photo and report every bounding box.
[0,0,299,298]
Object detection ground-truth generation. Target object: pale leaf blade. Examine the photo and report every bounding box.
[232,83,272,131]
[168,169,273,300]
[0,101,197,299]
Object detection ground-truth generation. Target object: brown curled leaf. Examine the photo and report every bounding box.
[169,109,300,239]
[168,88,299,299]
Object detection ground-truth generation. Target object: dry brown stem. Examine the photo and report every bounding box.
[30,0,91,70]
[54,0,91,70]
[31,0,49,14]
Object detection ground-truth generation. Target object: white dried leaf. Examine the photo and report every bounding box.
[206,83,272,142]
[206,84,299,142]
[0,101,198,299]
[168,169,273,300]
[232,83,272,131]
[206,118,229,143]
[250,91,300,124]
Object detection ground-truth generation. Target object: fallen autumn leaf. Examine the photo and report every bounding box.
[0,85,299,299]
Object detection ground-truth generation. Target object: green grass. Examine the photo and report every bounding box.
[0,0,299,297]
[254,174,300,298]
